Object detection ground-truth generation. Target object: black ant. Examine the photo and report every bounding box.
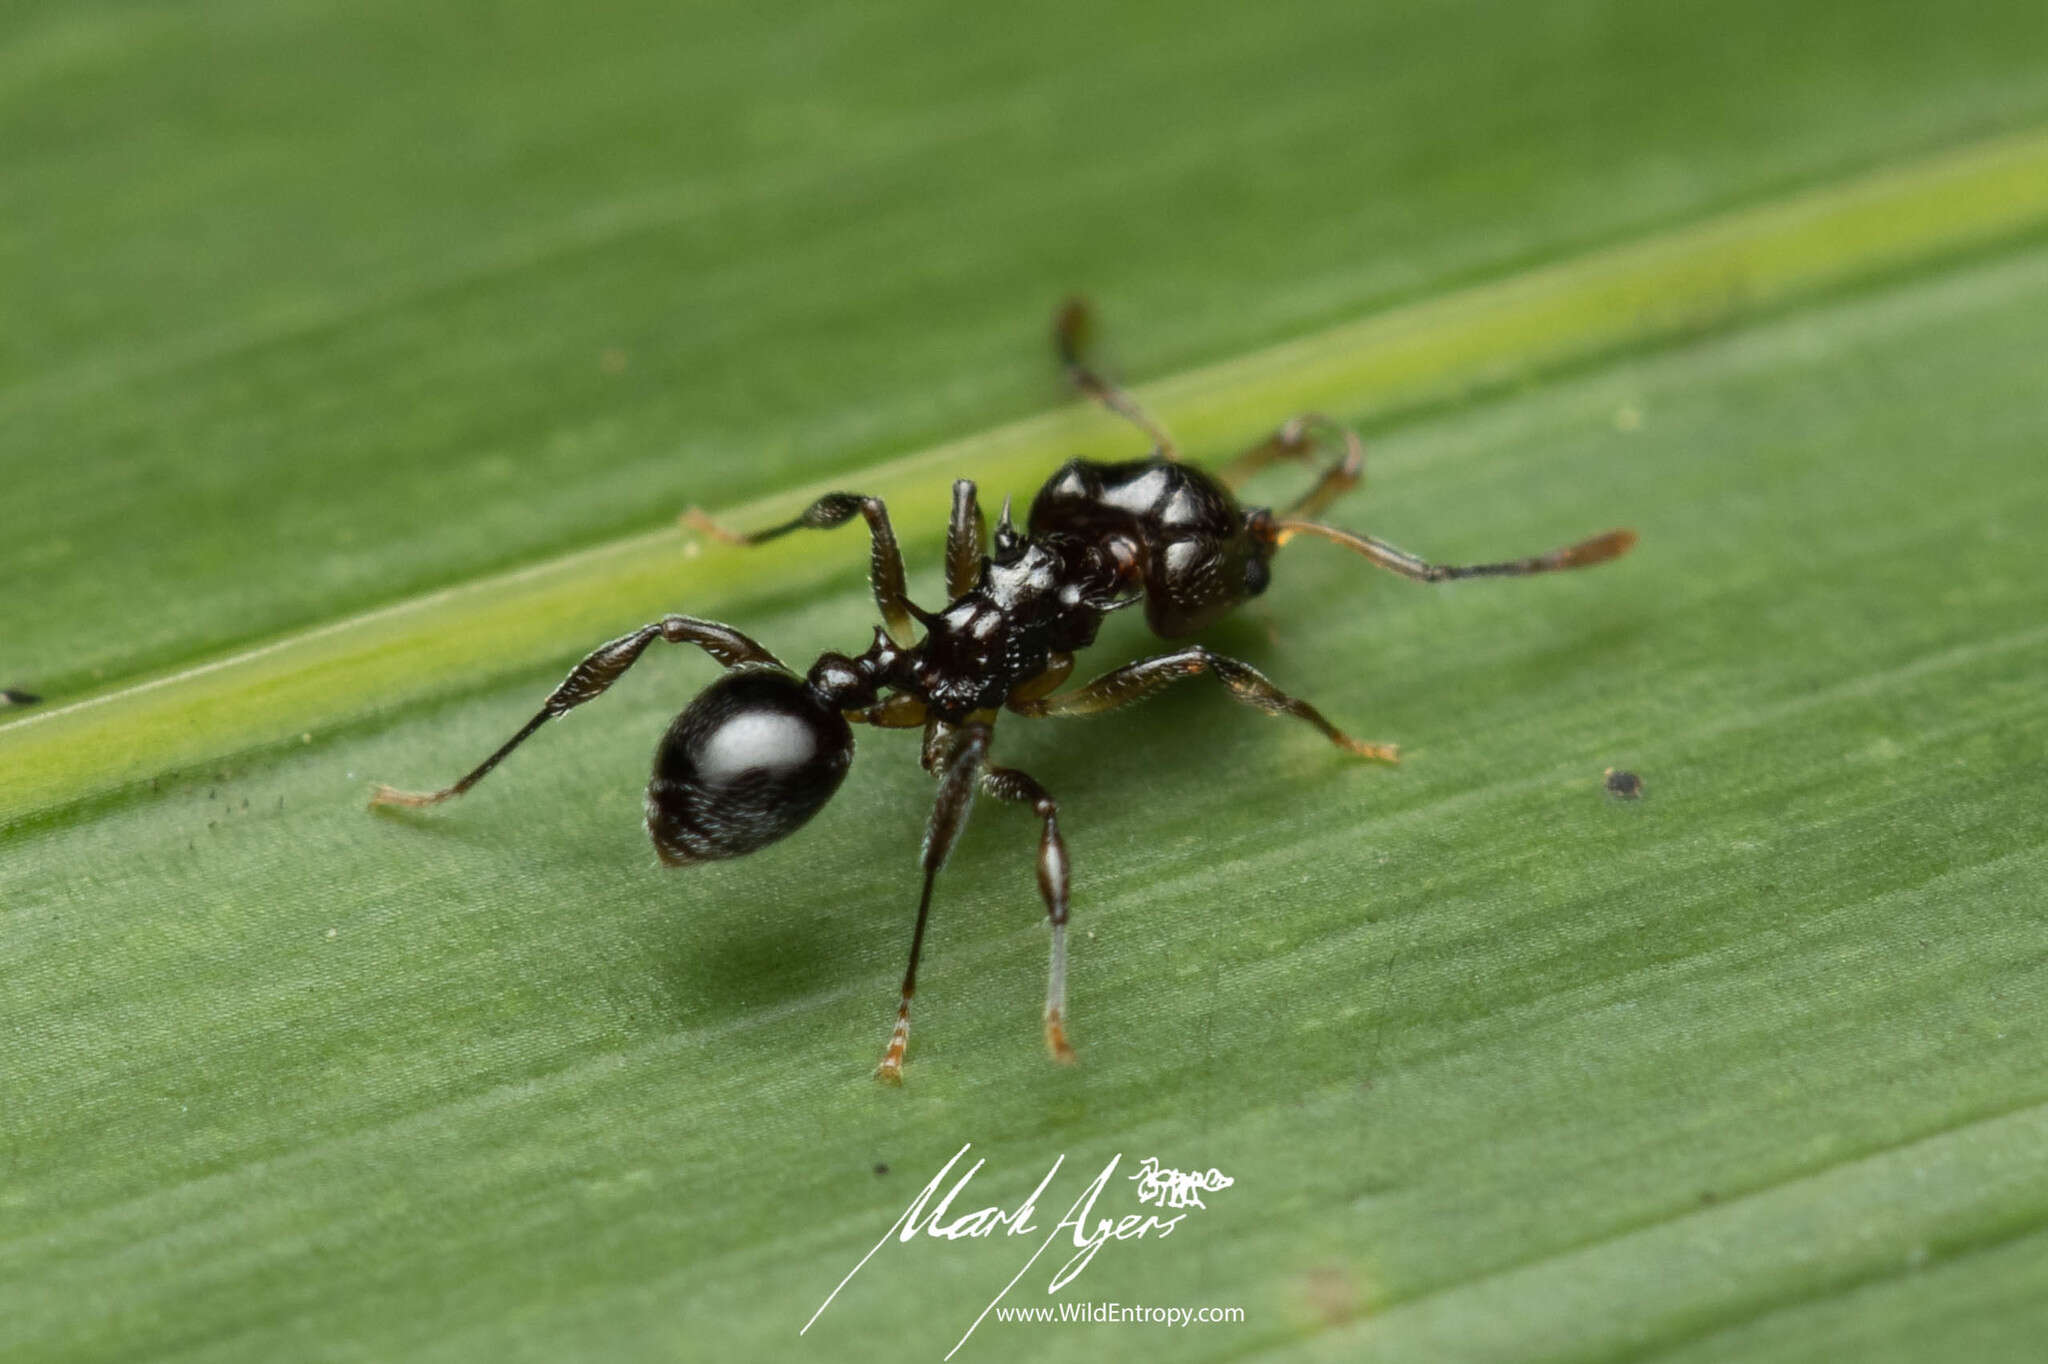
[371,300,1636,1083]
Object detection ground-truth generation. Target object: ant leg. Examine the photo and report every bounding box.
[1053,297,1179,459]
[877,722,991,1083]
[1280,423,1365,521]
[982,766,1078,1064]
[369,616,782,809]
[687,493,922,647]
[1013,646,1400,763]
[946,478,987,598]
[1217,414,1365,520]
[851,692,927,729]
[1005,652,1074,709]
[1272,520,1638,582]
[1216,422,1309,486]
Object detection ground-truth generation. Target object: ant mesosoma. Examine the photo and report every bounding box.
[371,300,1636,1083]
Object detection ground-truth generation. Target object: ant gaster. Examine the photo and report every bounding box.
[371,300,1637,1083]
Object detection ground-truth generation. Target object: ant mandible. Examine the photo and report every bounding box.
[371,300,1637,1083]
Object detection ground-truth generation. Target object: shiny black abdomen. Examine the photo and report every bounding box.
[1027,456,1273,637]
[645,668,853,864]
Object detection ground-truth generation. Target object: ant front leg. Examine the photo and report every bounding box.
[877,722,991,1084]
[1217,414,1366,520]
[1012,646,1400,763]
[368,616,782,808]
[982,766,1077,1064]
[1053,297,1180,459]
[688,492,922,648]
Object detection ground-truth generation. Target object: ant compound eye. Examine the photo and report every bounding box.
[645,669,853,865]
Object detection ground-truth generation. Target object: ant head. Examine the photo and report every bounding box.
[644,668,853,865]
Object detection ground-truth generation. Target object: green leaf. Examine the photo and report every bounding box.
[6,4,2047,1361]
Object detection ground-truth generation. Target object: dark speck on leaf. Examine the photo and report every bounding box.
[1604,768,1644,799]
[1,689,40,706]
[873,1162,889,1177]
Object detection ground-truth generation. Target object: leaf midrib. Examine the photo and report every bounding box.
[6,125,2048,831]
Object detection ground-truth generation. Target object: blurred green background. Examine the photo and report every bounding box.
[11,0,2048,695]
[5,1,2047,1360]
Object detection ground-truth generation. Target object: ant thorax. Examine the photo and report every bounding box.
[909,531,1129,721]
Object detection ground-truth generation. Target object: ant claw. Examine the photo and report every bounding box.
[1045,1012,1078,1065]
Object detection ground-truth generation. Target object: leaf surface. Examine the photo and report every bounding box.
[5,4,2048,1361]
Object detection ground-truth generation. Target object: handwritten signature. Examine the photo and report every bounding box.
[803,1143,1234,1358]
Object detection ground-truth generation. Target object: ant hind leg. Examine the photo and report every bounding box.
[369,616,782,809]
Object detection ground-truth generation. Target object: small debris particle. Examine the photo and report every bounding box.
[601,347,629,374]
[1613,404,1643,432]
[1300,1263,1364,1327]
[1699,1190,1718,1206]
[326,928,338,940]
[1,688,40,706]
[872,1162,889,1177]
[1604,768,1644,799]
[301,732,313,744]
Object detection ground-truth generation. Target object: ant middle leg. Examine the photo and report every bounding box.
[877,721,991,1084]
[1011,646,1400,763]
[369,615,782,808]
[1217,414,1365,520]
[981,765,1077,1064]
[1053,297,1180,459]
[688,492,921,647]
